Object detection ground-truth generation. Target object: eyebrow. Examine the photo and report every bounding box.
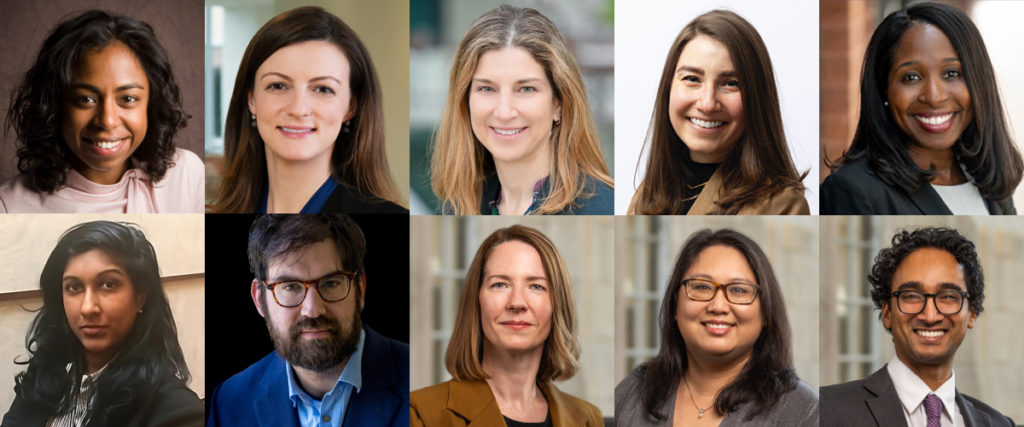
[70,83,146,93]
[62,268,127,281]
[484,274,548,282]
[895,281,966,292]
[268,270,345,283]
[472,77,544,85]
[675,66,736,78]
[686,273,753,283]
[259,72,341,85]
[894,57,961,70]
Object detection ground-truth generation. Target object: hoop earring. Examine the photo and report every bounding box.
[250,113,257,128]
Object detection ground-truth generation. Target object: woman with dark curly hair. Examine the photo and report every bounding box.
[821,2,1023,214]
[1,221,202,426]
[615,229,817,426]
[0,10,203,213]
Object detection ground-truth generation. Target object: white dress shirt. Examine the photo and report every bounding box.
[887,356,965,427]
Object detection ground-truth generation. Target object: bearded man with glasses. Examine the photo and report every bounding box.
[208,214,409,427]
[821,227,1014,427]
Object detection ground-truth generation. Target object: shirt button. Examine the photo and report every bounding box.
[322,415,331,422]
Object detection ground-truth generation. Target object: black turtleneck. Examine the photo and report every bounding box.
[679,155,720,214]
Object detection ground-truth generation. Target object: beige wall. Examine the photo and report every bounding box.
[0,214,205,406]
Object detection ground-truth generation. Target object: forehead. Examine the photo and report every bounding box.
[892,22,958,64]
[473,47,548,81]
[891,247,965,289]
[685,245,755,280]
[483,240,546,276]
[255,40,350,82]
[676,35,735,72]
[64,248,125,276]
[266,239,343,279]
[71,41,148,85]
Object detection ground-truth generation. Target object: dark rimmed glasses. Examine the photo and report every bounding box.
[263,273,356,308]
[682,279,760,304]
[891,290,969,315]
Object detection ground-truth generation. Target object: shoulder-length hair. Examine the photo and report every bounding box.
[210,6,401,212]
[445,225,579,382]
[833,2,1023,200]
[430,5,613,215]
[5,10,187,193]
[629,10,806,215]
[13,221,189,426]
[637,229,796,421]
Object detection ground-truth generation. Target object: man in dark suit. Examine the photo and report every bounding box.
[821,227,1014,427]
[207,215,409,427]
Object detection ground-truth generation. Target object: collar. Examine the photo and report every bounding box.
[259,175,338,214]
[488,176,548,215]
[887,356,957,420]
[445,379,586,426]
[285,328,365,406]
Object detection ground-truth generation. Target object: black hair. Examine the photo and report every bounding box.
[6,9,188,192]
[247,214,367,283]
[13,221,189,426]
[868,226,984,330]
[832,2,1022,201]
[637,229,796,422]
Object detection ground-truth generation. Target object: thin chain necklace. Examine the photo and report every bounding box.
[682,375,713,419]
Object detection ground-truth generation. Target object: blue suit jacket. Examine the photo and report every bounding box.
[207,327,409,427]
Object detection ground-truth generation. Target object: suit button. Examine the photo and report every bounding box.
[322,415,331,422]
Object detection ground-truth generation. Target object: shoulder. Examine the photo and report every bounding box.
[958,392,1016,426]
[410,381,457,426]
[0,174,40,213]
[411,380,453,408]
[324,183,408,214]
[752,185,809,215]
[210,352,282,407]
[150,148,205,213]
[363,327,409,380]
[545,382,603,425]
[559,174,613,215]
[614,369,643,404]
[820,158,888,214]
[141,378,204,427]
[160,148,204,181]
[820,378,866,399]
[767,380,818,425]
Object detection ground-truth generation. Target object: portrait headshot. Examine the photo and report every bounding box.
[205,2,409,214]
[0,1,205,213]
[819,217,1023,425]
[820,1,1024,214]
[0,214,205,426]
[614,217,819,426]
[205,214,409,426]
[409,216,613,425]
[411,1,614,215]
[616,1,818,215]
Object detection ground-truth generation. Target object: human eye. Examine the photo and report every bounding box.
[937,291,961,302]
[942,68,962,79]
[488,281,509,289]
[100,279,122,291]
[474,84,495,93]
[901,72,922,83]
[313,85,336,95]
[279,282,303,292]
[519,86,537,93]
[680,75,701,85]
[265,82,287,91]
[319,277,344,290]
[687,280,713,291]
[72,94,97,107]
[900,291,924,302]
[528,283,547,292]
[727,284,752,294]
[63,281,83,294]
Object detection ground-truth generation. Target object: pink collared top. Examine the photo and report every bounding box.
[0,147,204,213]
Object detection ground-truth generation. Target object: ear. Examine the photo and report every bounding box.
[344,97,358,122]
[357,274,366,311]
[248,91,256,115]
[553,100,562,123]
[967,309,977,329]
[251,278,267,318]
[135,292,147,313]
[881,301,892,330]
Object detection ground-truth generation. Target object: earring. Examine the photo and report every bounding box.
[250,113,257,128]
[342,120,351,133]
[883,101,889,107]
[553,118,561,126]
[138,308,143,314]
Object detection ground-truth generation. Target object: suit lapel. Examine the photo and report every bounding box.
[863,366,909,427]
[254,353,301,427]
[956,391,979,427]
[687,168,724,215]
[541,381,586,426]
[342,329,402,427]
[908,184,953,214]
[447,380,506,427]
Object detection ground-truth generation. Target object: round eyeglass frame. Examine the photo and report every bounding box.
[262,273,357,308]
[682,278,761,305]
[890,289,969,315]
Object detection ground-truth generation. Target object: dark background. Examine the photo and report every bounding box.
[204,214,409,405]
[0,0,205,180]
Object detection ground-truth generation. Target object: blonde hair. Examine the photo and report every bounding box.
[430,5,612,215]
[445,225,580,382]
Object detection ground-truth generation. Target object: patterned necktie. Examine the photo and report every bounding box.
[924,394,943,427]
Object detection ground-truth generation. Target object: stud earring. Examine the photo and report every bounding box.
[553,118,561,126]
[883,101,889,107]
[342,120,351,133]
[250,113,256,128]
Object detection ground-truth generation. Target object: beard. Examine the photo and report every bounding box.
[265,303,362,372]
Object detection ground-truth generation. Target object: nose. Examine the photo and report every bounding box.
[94,98,120,129]
[696,84,720,112]
[81,287,101,316]
[286,90,312,117]
[705,287,730,313]
[919,76,949,106]
[494,92,518,121]
[506,284,527,313]
[917,295,943,323]
[299,286,327,318]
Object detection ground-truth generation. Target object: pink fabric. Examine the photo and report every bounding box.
[0,148,204,213]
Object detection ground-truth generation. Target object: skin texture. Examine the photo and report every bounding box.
[62,249,145,374]
[882,247,976,390]
[62,41,149,185]
[469,47,561,206]
[249,239,365,398]
[887,23,973,185]
[669,36,745,164]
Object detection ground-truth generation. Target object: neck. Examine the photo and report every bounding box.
[265,154,332,213]
[481,344,544,415]
[84,351,115,375]
[682,349,751,404]
[907,146,965,185]
[291,357,348,400]
[75,162,129,185]
[493,158,549,215]
[897,353,953,391]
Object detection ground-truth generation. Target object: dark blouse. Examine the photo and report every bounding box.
[679,156,720,214]
[504,412,553,427]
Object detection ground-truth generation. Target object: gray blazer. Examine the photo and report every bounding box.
[820,365,1015,427]
[614,370,818,427]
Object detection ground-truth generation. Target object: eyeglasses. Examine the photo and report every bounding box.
[891,290,969,315]
[682,279,760,305]
[263,273,356,308]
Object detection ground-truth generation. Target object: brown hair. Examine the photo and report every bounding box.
[445,225,579,382]
[430,5,612,215]
[629,10,805,214]
[209,6,400,212]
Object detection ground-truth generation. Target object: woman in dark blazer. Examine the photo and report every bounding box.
[410,225,602,426]
[1,221,202,427]
[821,2,1022,215]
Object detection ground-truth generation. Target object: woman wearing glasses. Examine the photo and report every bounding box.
[615,229,816,426]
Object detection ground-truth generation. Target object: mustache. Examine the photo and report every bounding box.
[289,316,339,336]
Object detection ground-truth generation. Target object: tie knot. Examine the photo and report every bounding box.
[924,394,943,427]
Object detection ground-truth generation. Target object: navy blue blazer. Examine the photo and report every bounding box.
[478,173,613,215]
[207,327,409,427]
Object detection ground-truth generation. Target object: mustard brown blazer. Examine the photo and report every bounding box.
[686,168,810,215]
[410,379,603,427]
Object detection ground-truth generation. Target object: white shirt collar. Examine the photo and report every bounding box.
[887,356,958,420]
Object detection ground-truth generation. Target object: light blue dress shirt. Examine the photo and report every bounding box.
[285,329,365,426]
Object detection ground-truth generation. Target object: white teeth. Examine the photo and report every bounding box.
[280,127,313,134]
[917,330,945,338]
[90,138,125,150]
[914,113,953,126]
[690,117,724,129]
[494,127,525,136]
[705,323,730,330]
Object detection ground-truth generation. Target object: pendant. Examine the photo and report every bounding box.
[698,409,704,418]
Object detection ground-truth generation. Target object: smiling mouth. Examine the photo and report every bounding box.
[702,321,734,330]
[278,126,316,134]
[689,117,725,129]
[915,329,946,338]
[492,127,526,136]
[85,136,129,150]
[913,113,953,126]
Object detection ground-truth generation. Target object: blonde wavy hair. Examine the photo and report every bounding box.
[445,225,580,382]
[430,5,612,215]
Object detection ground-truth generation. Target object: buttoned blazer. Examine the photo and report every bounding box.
[410,379,603,427]
[207,327,409,427]
[687,168,810,215]
[820,157,1016,215]
[820,365,1015,427]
